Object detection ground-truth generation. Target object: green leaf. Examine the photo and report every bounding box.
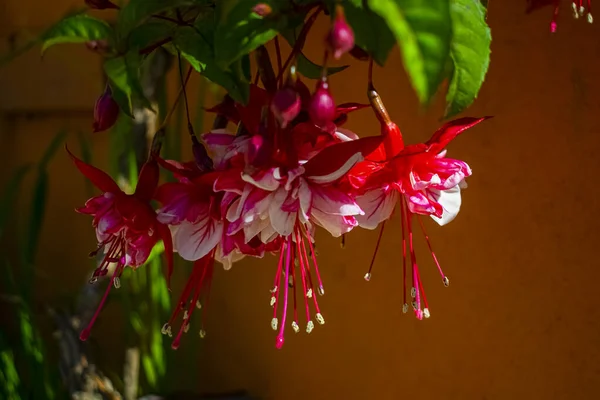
[342,0,395,66]
[280,30,349,79]
[0,165,32,241]
[214,0,287,67]
[41,14,113,53]
[174,26,249,103]
[141,354,157,387]
[104,53,153,115]
[368,0,452,104]
[117,0,201,38]
[128,21,176,51]
[445,0,491,117]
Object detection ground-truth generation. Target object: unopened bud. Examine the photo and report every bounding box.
[327,5,355,60]
[253,3,272,17]
[85,40,109,54]
[308,80,336,127]
[93,85,119,133]
[85,0,118,10]
[271,87,301,128]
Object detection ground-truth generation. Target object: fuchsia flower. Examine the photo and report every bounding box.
[527,0,593,32]
[68,148,173,341]
[344,92,490,320]
[202,83,383,348]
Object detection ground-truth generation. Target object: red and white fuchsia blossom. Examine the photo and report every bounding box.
[71,41,490,348]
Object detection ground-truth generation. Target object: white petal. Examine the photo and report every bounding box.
[430,185,462,226]
[311,185,362,216]
[355,188,399,230]
[173,219,224,261]
[241,169,280,191]
[311,210,356,237]
[269,188,296,236]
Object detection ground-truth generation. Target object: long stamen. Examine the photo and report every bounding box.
[198,254,215,339]
[400,200,408,313]
[303,229,325,295]
[80,263,122,341]
[295,231,312,331]
[271,240,286,331]
[276,237,293,349]
[364,220,386,281]
[416,267,430,319]
[299,234,324,327]
[416,215,450,287]
[406,208,422,316]
[291,243,299,333]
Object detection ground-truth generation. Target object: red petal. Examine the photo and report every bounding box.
[334,102,369,117]
[156,157,200,180]
[426,116,492,153]
[157,222,174,289]
[236,85,269,135]
[303,135,385,179]
[66,145,120,193]
[205,95,240,124]
[134,159,159,202]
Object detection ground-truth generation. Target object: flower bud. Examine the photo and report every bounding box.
[253,3,272,17]
[85,40,110,54]
[326,5,355,60]
[85,0,118,10]
[271,87,301,128]
[308,80,336,127]
[92,86,119,133]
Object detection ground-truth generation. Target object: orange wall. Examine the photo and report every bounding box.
[1,1,600,399]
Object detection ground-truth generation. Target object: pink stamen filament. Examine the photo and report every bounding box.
[399,200,408,307]
[295,231,312,325]
[416,215,447,283]
[406,206,422,314]
[272,240,286,321]
[291,244,299,329]
[80,262,123,341]
[276,237,293,349]
[416,267,430,313]
[299,233,322,315]
[303,229,325,295]
[365,220,386,280]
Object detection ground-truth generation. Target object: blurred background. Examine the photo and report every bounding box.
[1,1,600,399]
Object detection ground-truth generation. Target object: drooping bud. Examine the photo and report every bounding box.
[308,79,336,127]
[85,0,118,10]
[92,85,119,133]
[85,40,110,54]
[191,136,214,172]
[253,3,272,17]
[326,5,355,60]
[270,68,301,128]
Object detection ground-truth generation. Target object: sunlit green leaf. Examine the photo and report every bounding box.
[41,14,112,53]
[368,0,452,104]
[444,0,491,117]
[342,0,396,66]
[104,53,153,115]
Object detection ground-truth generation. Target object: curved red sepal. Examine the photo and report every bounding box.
[135,159,160,203]
[426,116,492,153]
[303,135,385,179]
[66,145,120,194]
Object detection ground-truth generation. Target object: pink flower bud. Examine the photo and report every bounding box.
[253,3,272,17]
[92,86,119,133]
[308,80,336,127]
[327,5,355,60]
[270,87,301,128]
[85,0,118,10]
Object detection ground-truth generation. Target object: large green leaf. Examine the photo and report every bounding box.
[128,21,176,51]
[214,0,290,67]
[342,0,396,66]
[174,26,249,103]
[368,0,452,104]
[117,0,202,38]
[104,53,153,115]
[444,0,491,117]
[41,14,113,53]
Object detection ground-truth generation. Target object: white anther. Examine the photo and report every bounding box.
[196,300,202,309]
[199,329,206,338]
[318,286,325,296]
[292,321,300,333]
[270,296,276,307]
[364,273,371,282]
[113,277,121,289]
[306,288,313,298]
[443,276,450,287]
[411,287,416,298]
[316,313,325,325]
[402,303,409,314]
[306,320,314,334]
[423,308,431,319]
[271,317,278,330]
